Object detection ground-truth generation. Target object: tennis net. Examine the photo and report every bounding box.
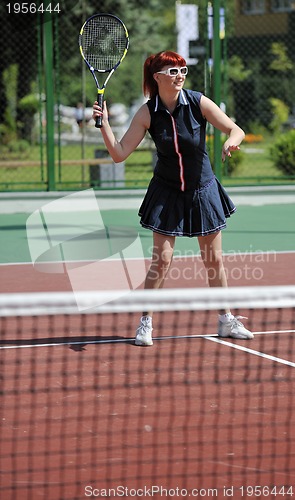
[1,285,295,500]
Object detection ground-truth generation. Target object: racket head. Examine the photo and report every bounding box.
[79,13,129,73]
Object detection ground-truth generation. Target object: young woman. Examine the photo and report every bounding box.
[92,50,253,346]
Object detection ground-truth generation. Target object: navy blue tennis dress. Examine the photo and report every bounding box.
[138,89,236,237]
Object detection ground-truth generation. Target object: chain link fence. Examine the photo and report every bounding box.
[0,0,294,191]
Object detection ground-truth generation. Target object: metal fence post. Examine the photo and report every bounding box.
[43,2,55,191]
[213,0,222,182]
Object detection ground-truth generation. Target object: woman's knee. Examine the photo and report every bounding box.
[198,232,223,269]
[201,247,223,269]
[152,246,173,271]
[152,233,175,271]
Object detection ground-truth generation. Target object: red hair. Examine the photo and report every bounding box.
[143,51,186,99]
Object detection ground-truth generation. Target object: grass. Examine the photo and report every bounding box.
[235,138,277,177]
[0,137,293,191]
[222,136,294,186]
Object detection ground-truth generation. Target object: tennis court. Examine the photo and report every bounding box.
[0,186,295,293]
[1,188,295,499]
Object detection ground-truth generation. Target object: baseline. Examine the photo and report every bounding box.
[2,329,295,350]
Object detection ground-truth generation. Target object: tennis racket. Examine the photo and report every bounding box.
[79,13,129,128]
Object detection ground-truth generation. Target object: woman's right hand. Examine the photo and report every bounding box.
[92,100,108,126]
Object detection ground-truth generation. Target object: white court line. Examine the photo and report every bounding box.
[1,329,295,351]
[0,249,295,267]
[251,330,295,334]
[205,336,295,368]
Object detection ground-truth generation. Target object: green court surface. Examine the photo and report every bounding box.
[0,202,294,265]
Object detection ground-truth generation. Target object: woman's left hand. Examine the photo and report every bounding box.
[222,144,240,162]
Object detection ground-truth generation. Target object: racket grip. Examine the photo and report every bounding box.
[95,94,103,128]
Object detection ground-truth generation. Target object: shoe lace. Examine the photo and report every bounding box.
[140,323,152,334]
[232,315,248,327]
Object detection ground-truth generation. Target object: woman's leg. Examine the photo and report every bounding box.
[143,232,175,315]
[198,231,228,291]
[135,232,175,346]
[198,230,253,339]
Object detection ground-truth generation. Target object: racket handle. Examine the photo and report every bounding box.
[95,94,103,128]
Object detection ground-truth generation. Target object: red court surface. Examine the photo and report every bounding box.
[1,251,295,293]
[1,253,295,499]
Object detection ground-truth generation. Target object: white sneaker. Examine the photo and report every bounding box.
[218,316,254,340]
[135,316,153,346]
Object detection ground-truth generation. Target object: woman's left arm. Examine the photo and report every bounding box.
[200,95,245,162]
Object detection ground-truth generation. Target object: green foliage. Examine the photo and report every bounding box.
[269,42,293,72]
[268,98,289,134]
[0,64,26,153]
[229,36,295,131]
[208,142,245,177]
[19,81,41,114]
[270,130,295,176]
[0,133,30,160]
[2,64,19,135]
[246,121,269,138]
[223,149,245,177]
[225,55,252,117]
[19,94,40,113]
[227,55,252,82]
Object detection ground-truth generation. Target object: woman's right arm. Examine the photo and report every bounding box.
[92,101,150,163]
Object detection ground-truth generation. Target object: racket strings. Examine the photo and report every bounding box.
[81,17,127,71]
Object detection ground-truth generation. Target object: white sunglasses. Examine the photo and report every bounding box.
[156,66,188,77]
